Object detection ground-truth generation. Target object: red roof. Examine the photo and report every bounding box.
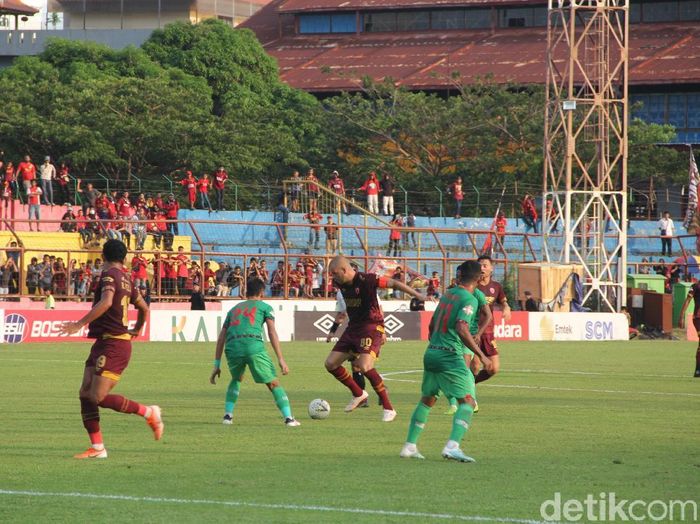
[278,0,542,12]
[0,0,39,15]
[241,9,700,92]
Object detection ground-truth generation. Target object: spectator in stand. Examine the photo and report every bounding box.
[289,170,302,212]
[150,253,165,295]
[329,171,347,214]
[289,262,303,298]
[198,173,213,211]
[189,261,202,294]
[2,180,12,211]
[387,213,403,257]
[524,291,539,311]
[0,258,16,296]
[190,283,206,310]
[495,211,507,246]
[215,263,231,297]
[147,214,162,249]
[154,192,165,212]
[404,211,417,248]
[132,210,147,250]
[114,215,131,247]
[39,156,56,206]
[164,255,178,295]
[27,180,43,231]
[380,173,395,217]
[448,176,464,218]
[324,216,339,255]
[52,257,67,295]
[304,210,322,250]
[57,162,71,205]
[76,180,99,214]
[545,198,558,233]
[521,193,538,234]
[258,260,270,287]
[164,193,179,235]
[26,257,40,296]
[6,241,20,295]
[270,261,285,297]
[139,283,151,306]
[176,246,190,295]
[301,253,317,298]
[156,211,173,250]
[306,168,320,213]
[427,271,441,299]
[203,261,216,295]
[17,155,36,194]
[135,193,148,214]
[359,171,380,214]
[131,252,149,289]
[117,191,132,217]
[640,257,650,275]
[60,205,77,232]
[228,265,245,297]
[4,161,17,199]
[658,210,674,257]
[38,254,53,296]
[391,265,404,299]
[214,167,228,211]
[180,171,197,210]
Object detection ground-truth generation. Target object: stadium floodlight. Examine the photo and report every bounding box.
[543,0,629,312]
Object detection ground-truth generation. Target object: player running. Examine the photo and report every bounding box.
[472,254,511,383]
[678,282,700,377]
[324,256,429,422]
[60,239,162,459]
[400,260,494,462]
[210,278,301,426]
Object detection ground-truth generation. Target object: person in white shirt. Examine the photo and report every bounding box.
[39,156,56,206]
[658,211,674,256]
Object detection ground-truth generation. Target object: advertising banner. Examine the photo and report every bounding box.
[294,311,424,342]
[528,312,628,341]
[2,309,149,344]
[492,311,529,341]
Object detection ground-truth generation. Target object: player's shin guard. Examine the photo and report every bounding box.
[448,401,475,443]
[406,402,431,444]
[363,368,393,410]
[474,369,493,383]
[81,398,102,445]
[225,379,241,415]
[329,366,364,397]
[352,371,366,390]
[99,395,148,416]
[271,386,293,419]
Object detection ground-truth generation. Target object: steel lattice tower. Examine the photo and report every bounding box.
[543,0,629,311]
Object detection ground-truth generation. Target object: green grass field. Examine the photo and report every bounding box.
[0,340,698,523]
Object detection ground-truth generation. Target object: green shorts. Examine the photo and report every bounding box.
[421,349,476,401]
[225,349,277,384]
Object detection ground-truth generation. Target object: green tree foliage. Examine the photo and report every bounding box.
[627,118,686,186]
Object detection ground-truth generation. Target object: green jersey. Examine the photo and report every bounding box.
[427,287,478,356]
[223,299,274,356]
[471,288,487,336]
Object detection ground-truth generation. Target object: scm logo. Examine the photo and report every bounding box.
[585,320,613,340]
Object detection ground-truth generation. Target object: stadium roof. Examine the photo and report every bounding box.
[0,0,40,15]
[277,0,543,13]
[242,1,700,93]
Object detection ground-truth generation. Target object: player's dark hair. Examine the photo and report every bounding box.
[477,254,493,264]
[457,260,481,284]
[102,239,127,263]
[246,278,266,297]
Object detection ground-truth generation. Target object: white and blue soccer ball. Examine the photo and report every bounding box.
[308,399,331,420]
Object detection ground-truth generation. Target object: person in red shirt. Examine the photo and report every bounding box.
[131,252,148,289]
[163,255,178,295]
[117,191,132,217]
[153,193,164,213]
[150,253,166,294]
[17,155,36,194]
[164,194,179,235]
[545,198,559,233]
[197,174,213,212]
[1,181,12,212]
[306,168,320,213]
[175,246,190,295]
[359,172,380,215]
[147,216,162,249]
[387,213,403,257]
[521,194,538,234]
[57,162,71,205]
[4,161,17,199]
[329,171,347,214]
[495,211,507,245]
[427,271,441,298]
[448,176,464,218]
[304,210,322,250]
[213,167,228,211]
[180,171,197,210]
[202,261,216,295]
[27,179,43,231]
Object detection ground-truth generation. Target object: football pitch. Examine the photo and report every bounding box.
[1,340,698,523]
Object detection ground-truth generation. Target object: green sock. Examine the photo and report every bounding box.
[225,379,241,414]
[448,402,474,443]
[271,386,292,419]
[406,402,431,444]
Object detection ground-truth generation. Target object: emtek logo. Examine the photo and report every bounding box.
[4,313,27,344]
[585,320,613,340]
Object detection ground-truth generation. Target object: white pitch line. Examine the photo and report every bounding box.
[0,489,548,524]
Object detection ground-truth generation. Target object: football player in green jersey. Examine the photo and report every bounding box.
[400,260,493,462]
[210,278,300,427]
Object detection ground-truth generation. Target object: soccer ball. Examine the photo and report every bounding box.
[308,399,331,420]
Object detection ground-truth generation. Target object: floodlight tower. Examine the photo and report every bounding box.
[543,0,629,311]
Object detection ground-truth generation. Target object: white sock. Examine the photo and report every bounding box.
[143,407,152,419]
[403,442,417,452]
[445,440,459,450]
[92,443,105,451]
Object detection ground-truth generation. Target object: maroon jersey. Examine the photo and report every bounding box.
[477,278,507,334]
[339,272,386,327]
[689,282,700,318]
[87,266,138,338]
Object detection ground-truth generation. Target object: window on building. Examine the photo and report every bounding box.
[500,8,536,27]
[688,95,700,129]
[642,0,679,22]
[630,2,642,22]
[668,94,687,128]
[680,0,700,20]
[432,9,467,29]
[465,9,492,29]
[299,13,357,33]
[364,12,397,32]
[331,13,357,32]
[396,10,429,30]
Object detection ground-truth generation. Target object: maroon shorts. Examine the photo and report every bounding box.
[85,337,132,382]
[332,323,385,359]
[480,333,499,357]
